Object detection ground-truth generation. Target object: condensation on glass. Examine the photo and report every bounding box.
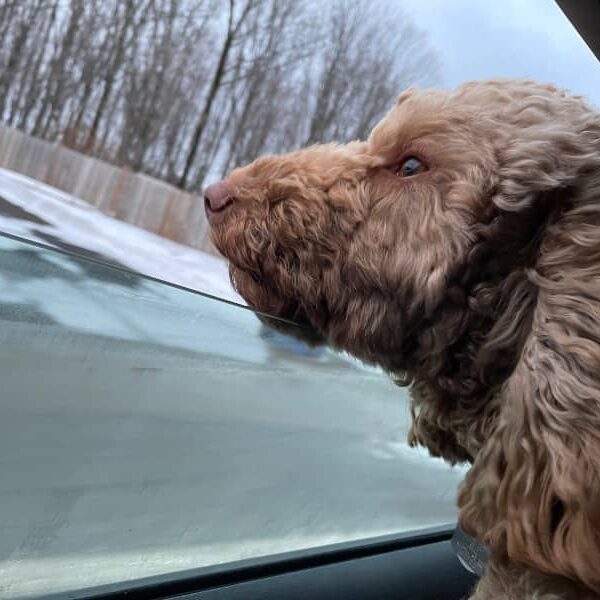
[0,234,464,598]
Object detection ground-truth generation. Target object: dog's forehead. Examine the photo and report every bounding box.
[369,79,571,155]
[368,88,464,157]
[229,142,372,190]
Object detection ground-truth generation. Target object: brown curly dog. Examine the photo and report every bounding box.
[205,79,600,599]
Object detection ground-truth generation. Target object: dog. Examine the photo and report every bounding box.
[205,79,600,599]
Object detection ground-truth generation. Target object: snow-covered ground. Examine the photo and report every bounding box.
[0,168,241,303]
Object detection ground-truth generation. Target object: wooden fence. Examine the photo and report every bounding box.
[0,124,214,253]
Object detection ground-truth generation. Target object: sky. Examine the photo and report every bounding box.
[399,0,600,108]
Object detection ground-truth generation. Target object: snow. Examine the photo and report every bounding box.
[0,167,242,303]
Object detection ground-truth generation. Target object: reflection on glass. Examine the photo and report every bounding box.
[0,234,465,598]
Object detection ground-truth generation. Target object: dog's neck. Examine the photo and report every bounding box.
[405,191,561,464]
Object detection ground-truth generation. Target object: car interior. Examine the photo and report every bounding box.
[1,1,598,599]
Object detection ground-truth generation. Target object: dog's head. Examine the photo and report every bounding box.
[208,79,600,592]
[208,80,563,377]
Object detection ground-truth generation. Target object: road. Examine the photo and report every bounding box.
[0,204,466,598]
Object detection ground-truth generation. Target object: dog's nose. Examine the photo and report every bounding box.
[204,181,235,221]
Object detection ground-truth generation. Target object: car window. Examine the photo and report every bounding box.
[0,1,598,598]
[0,233,465,598]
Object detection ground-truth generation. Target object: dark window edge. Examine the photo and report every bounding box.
[555,0,600,62]
[42,523,457,600]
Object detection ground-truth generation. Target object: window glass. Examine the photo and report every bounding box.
[0,0,597,597]
[0,234,465,597]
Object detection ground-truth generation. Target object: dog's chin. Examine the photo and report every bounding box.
[230,267,326,346]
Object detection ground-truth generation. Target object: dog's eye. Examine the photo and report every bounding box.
[397,156,426,177]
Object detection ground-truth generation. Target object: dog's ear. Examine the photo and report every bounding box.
[458,88,600,590]
[492,91,599,214]
[458,268,600,591]
[459,133,600,592]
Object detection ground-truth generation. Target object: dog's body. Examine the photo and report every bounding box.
[205,79,600,599]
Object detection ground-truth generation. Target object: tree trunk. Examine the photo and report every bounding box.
[177,1,236,189]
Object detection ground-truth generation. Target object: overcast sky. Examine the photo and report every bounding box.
[399,0,600,108]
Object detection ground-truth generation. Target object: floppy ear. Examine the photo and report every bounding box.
[458,92,600,590]
[458,266,600,591]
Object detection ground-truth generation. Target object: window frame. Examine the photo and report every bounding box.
[42,524,476,600]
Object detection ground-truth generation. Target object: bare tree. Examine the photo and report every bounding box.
[0,0,439,193]
[304,0,438,144]
[0,1,49,120]
[178,0,257,188]
[218,0,309,175]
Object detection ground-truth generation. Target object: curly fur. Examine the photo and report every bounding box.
[208,79,600,599]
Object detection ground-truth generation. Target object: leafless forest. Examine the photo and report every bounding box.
[0,0,438,191]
